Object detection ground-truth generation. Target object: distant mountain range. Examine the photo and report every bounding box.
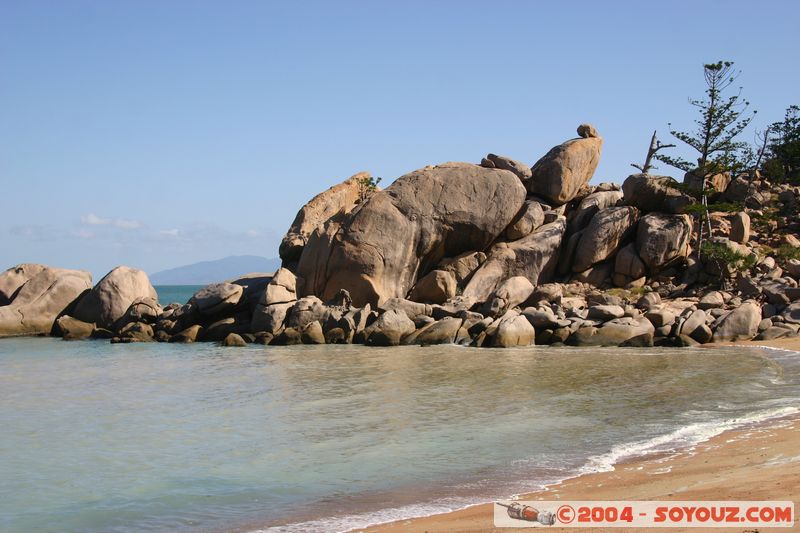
[150,255,281,285]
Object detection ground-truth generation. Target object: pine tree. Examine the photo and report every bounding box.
[764,105,800,183]
[656,61,756,255]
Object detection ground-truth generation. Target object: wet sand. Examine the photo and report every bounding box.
[360,337,800,532]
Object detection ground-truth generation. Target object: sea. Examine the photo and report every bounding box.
[1,336,799,533]
[154,285,204,306]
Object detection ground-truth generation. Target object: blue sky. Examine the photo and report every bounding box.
[2,0,798,280]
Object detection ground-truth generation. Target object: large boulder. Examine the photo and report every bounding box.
[505,200,545,240]
[587,304,625,321]
[71,266,156,330]
[567,317,655,346]
[574,262,614,287]
[614,243,646,280]
[364,309,416,346]
[480,276,535,317]
[529,125,602,205]
[635,213,693,272]
[786,259,800,279]
[684,171,730,194]
[115,296,162,331]
[527,283,563,305]
[784,302,800,324]
[300,321,326,344]
[55,315,95,340]
[403,316,463,345]
[170,324,202,343]
[486,311,536,347]
[251,268,299,334]
[252,302,293,335]
[438,251,486,286]
[379,298,432,320]
[190,282,244,317]
[409,270,457,304]
[463,218,566,304]
[279,172,366,262]
[284,296,330,331]
[568,190,624,234]
[698,291,726,310]
[522,307,566,329]
[679,309,711,343]
[0,266,92,337]
[116,321,155,342]
[712,301,761,342]
[262,268,298,305]
[621,174,694,214]
[730,212,750,244]
[228,272,274,311]
[572,207,639,272]
[0,263,47,305]
[723,176,761,205]
[221,332,248,347]
[297,162,527,307]
[294,211,350,298]
[202,314,251,342]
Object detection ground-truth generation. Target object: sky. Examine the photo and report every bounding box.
[2,0,798,280]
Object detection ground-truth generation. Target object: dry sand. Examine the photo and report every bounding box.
[359,338,800,533]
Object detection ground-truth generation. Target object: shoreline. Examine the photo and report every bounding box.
[360,415,800,532]
[351,338,800,533]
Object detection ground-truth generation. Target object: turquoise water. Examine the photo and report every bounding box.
[1,340,799,532]
[153,285,203,305]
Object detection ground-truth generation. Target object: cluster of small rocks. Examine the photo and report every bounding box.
[37,257,799,349]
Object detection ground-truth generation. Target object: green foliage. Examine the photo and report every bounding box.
[764,105,800,183]
[776,244,800,261]
[709,202,743,213]
[656,61,755,180]
[357,175,383,201]
[667,181,702,198]
[683,201,741,216]
[683,203,709,216]
[700,240,756,273]
[605,287,650,300]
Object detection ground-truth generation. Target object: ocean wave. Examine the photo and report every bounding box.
[577,405,799,475]
[249,498,477,533]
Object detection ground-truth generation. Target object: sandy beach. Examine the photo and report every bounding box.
[361,338,800,533]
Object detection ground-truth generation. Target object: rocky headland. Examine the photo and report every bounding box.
[2,124,800,348]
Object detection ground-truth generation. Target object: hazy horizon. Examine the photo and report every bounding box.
[3,0,798,279]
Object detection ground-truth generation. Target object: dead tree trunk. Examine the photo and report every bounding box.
[631,131,674,174]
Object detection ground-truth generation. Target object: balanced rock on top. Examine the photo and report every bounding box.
[528,124,603,206]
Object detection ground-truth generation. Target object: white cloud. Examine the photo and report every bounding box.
[159,229,180,237]
[80,213,142,229]
[113,218,142,229]
[70,229,95,239]
[81,213,107,226]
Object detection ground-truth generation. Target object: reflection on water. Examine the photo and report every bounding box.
[0,339,798,532]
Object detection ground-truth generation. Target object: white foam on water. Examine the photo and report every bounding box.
[250,405,799,533]
[577,405,799,476]
[249,499,478,533]
[749,345,800,355]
